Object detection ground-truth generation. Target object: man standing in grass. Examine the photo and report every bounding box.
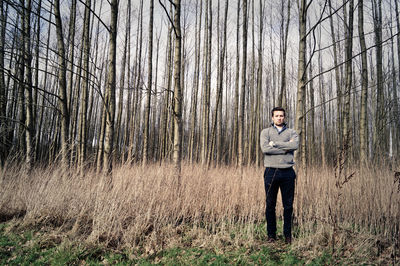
[260,107,299,244]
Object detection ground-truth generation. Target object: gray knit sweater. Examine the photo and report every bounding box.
[260,124,299,168]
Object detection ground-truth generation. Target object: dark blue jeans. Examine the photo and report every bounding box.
[263,167,296,239]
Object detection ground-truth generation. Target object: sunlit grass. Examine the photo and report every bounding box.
[0,161,399,263]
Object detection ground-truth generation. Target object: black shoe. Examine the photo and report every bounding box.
[285,236,292,244]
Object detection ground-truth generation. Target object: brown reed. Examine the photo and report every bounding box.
[0,161,398,257]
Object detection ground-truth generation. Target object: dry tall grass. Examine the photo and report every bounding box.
[0,162,399,259]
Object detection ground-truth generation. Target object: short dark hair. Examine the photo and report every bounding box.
[271,107,286,117]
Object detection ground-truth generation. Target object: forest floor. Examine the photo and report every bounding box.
[0,219,391,265]
[1,163,399,264]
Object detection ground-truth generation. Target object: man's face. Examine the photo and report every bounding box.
[272,111,285,126]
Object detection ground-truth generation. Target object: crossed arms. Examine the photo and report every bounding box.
[260,129,299,155]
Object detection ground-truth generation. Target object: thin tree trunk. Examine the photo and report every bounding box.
[116,2,130,158]
[318,40,327,168]
[66,0,76,111]
[328,0,343,150]
[151,35,159,161]
[189,0,202,164]
[255,0,263,167]
[32,0,41,143]
[22,0,34,168]
[103,0,118,174]
[238,0,248,167]
[130,0,144,162]
[201,0,211,165]
[122,2,132,163]
[209,0,228,166]
[278,0,291,110]
[358,0,368,164]
[232,0,240,164]
[158,26,173,161]
[35,6,52,162]
[342,0,354,156]
[143,0,154,166]
[295,0,307,170]
[372,0,384,160]
[0,0,7,166]
[392,0,400,160]
[78,0,91,168]
[308,53,315,165]
[171,0,183,175]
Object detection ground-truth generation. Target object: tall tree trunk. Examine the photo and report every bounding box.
[151,35,159,161]
[22,0,34,168]
[318,38,327,168]
[295,0,307,170]
[247,0,255,166]
[35,6,52,162]
[0,0,7,166]
[130,0,144,162]
[201,0,211,165]
[328,0,343,150]
[66,0,76,111]
[54,0,70,166]
[116,1,130,159]
[158,26,173,161]
[278,0,291,110]
[238,0,248,167]
[103,0,118,174]
[78,0,91,168]
[255,0,263,166]
[358,0,368,164]
[342,0,354,157]
[143,0,154,166]
[209,0,228,166]
[122,1,132,163]
[171,0,183,175]
[32,0,41,147]
[372,0,384,161]
[232,0,240,164]
[308,52,315,165]
[393,0,400,161]
[189,0,202,164]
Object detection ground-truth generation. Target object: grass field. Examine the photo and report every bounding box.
[0,162,399,264]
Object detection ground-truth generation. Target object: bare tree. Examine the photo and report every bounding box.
[201,0,212,165]
[232,0,240,164]
[342,0,354,155]
[116,2,131,159]
[188,0,202,164]
[372,0,384,160]
[143,0,154,166]
[78,0,91,168]
[103,0,119,174]
[0,0,7,166]
[358,0,368,164]
[22,0,34,168]
[295,0,307,170]
[278,0,292,110]
[209,0,228,166]
[255,0,263,166]
[172,0,183,174]
[238,0,248,167]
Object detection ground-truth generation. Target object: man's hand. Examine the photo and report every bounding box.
[269,141,275,147]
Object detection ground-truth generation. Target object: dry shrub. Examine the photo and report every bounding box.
[0,161,399,260]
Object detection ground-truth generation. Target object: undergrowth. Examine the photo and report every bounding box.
[0,162,399,264]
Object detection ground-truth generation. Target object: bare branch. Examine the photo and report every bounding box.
[76,0,110,32]
[158,0,179,38]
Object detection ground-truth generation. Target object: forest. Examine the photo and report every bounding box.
[0,0,399,264]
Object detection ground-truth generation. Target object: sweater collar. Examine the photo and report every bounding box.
[271,122,287,134]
